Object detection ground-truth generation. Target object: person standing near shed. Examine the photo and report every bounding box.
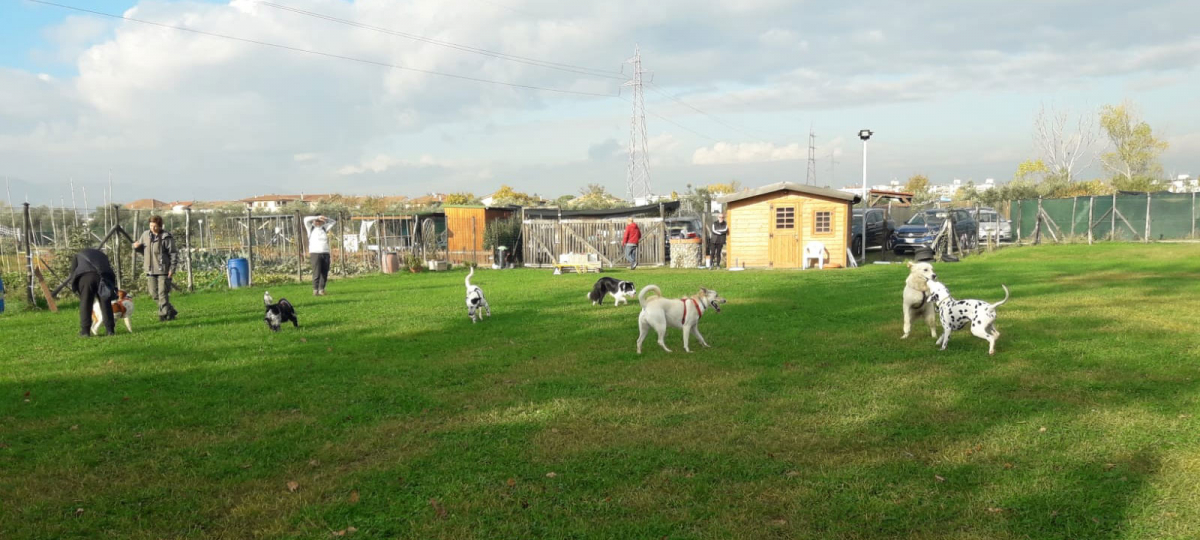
[68,247,117,337]
[133,215,178,321]
[304,214,336,296]
[622,217,642,269]
[709,213,728,269]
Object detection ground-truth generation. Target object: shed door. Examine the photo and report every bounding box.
[769,203,801,268]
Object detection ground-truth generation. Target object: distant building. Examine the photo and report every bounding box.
[238,194,331,212]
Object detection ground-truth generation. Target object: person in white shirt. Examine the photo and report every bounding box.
[304,215,337,296]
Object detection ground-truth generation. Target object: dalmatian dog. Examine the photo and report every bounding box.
[925,280,1009,355]
[465,266,491,323]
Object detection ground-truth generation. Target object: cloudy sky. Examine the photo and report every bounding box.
[2,0,1198,204]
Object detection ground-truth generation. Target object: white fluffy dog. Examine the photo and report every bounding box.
[636,285,726,354]
[902,261,939,339]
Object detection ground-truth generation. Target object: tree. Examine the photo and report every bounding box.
[953,180,978,202]
[704,181,741,196]
[489,185,542,206]
[903,174,930,195]
[569,184,628,210]
[903,174,938,205]
[553,195,575,207]
[1099,101,1169,192]
[1034,104,1097,184]
[444,192,478,205]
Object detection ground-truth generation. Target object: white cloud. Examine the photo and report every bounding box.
[2,0,1199,201]
[337,154,448,175]
[692,142,806,165]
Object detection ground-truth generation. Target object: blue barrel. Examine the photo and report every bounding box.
[0,274,6,314]
[227,258,250,288]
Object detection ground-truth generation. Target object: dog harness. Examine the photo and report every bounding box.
[681,298,702,324]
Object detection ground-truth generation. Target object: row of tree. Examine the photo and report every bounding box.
[903,100,1173,206]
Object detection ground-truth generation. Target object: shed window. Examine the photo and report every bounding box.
[775,207,795,229]
[814,211,831,233]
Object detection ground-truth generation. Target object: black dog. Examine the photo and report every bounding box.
[263,291,298,332]
[587,277,636,306]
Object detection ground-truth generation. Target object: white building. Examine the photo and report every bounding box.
[1169,174,1198,193]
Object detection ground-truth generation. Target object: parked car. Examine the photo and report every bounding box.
[891,209,978,254]
[665,217,703,240]
[851,208,896,254]
[975,209,1012,242]
[664,216,704,261]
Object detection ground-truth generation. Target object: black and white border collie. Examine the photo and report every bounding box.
[263,291,299,332]
[587,276,636,306]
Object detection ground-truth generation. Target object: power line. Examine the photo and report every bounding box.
[253,1,625,79]
[646,83,774,143]
[618,95,720,143]
[28,0,615,97]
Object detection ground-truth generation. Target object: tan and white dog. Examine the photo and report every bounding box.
[902,261,938,339]
[636,285,726,354]
[92,290,135,334]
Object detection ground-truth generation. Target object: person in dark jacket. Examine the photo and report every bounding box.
[133,215,178,321]
[709,214,728,269]
[68,247,116,337]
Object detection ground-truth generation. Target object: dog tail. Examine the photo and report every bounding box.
[465,266,474,289]
[264,290,273,306]
[637,285,661,306]
[992,285,1009,309]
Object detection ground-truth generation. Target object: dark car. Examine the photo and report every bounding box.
[891,209,978,254]
[851,208,896,254]
[664,216,704,261]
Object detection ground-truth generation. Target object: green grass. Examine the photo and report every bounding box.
[3,243,1200,539]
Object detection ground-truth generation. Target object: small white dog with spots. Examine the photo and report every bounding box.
[464,266,491,323]
[902,261,939,339]
[925,280,1009,355]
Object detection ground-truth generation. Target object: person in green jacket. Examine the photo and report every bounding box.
[133,215,179,321]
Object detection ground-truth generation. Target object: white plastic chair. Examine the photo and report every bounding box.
[802,241,827,270]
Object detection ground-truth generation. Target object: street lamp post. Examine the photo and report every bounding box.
[858,129,873,261]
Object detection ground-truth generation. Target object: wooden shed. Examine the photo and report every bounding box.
[717,182,860,269]
[444,205,516,264]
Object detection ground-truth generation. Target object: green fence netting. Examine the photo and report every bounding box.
[1014,193,1199,242]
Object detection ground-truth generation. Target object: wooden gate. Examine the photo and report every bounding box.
[522,218,665,268]
[769,203,801,268]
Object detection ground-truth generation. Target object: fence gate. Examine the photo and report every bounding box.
[522,218,665,268]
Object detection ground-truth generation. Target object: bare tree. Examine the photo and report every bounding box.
[1034,104,1098,183]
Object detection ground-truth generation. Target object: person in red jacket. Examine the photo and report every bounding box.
[622,217,642,269]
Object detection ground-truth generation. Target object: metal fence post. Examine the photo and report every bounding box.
[1087,196,1094,245]
[185,208,194,292]
[295,210,304,283]
[1192,191,1197,239]
[1144,192,1151,243]
[1070,196,1077,239]
[22,203,35,305]
[1110,192,1116,241]
[246,206,254,287]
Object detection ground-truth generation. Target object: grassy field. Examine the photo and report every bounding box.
[2,243,1200,539]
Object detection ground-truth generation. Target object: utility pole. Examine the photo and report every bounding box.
[623,44,653,203]
[806,126,818,185]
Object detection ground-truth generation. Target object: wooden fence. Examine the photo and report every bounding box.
[522,218,665,268]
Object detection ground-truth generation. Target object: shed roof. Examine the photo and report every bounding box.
[716,182,860,205]
[522,201,680,219]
